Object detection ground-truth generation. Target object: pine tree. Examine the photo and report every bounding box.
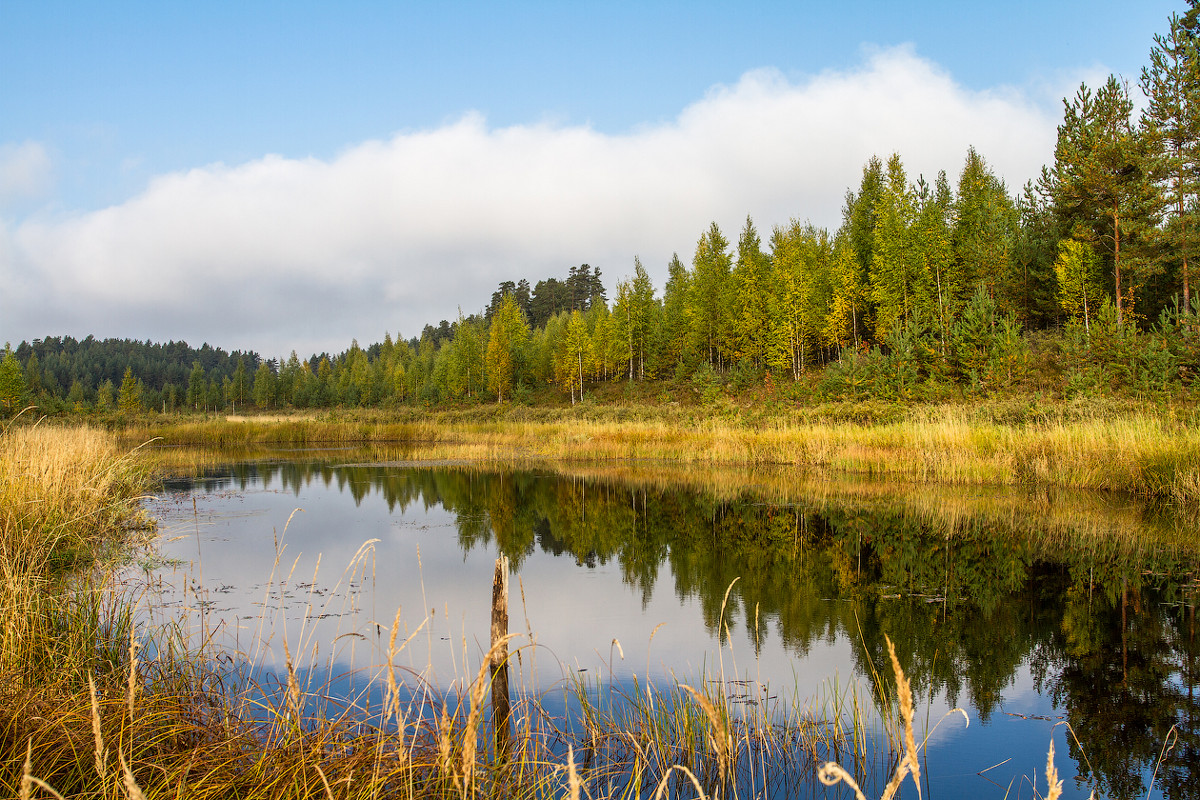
[1141,10,1200,308]
[1047,77,1163,325]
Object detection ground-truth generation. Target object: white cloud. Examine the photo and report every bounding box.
[0,141,54,208]
[0,46,1060,358]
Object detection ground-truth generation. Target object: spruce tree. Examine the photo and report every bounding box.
[118,366,142,413]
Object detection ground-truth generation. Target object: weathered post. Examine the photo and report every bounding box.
[490,554,512,756]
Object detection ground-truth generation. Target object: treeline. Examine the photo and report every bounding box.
[0,337,263,415]
[4,4,1200,415]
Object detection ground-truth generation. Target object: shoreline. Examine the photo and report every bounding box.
[103,399,1200,505]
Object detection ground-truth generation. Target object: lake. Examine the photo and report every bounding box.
[142,449,1200,799]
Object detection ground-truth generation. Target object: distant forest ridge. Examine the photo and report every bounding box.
[6,3,1200,412]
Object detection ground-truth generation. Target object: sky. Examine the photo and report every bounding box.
[0,0,1184,359]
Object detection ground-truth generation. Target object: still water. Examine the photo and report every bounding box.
[144,451,1200,800]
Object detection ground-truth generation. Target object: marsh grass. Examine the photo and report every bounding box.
[121,400,1200,504]
[0,423,153,689]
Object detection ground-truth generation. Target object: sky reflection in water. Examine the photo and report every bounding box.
[141,457,1200,800]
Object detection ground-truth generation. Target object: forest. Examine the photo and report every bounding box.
[5,5,1200,416]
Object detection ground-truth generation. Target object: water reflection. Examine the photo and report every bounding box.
[146,454,1200,799]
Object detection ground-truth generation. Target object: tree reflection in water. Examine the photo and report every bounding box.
[158,454,1200,799]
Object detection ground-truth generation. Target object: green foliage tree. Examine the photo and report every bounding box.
[67,379,88,410]
[844,156,884,311]
[486,292,530,402]
[448,311,486,399]
[117,366,142,413]
[556,309,592,403]
[1046,77,1163,325]
[1141,9,1200,309]
[612,256,658,381]
[0,344,25,415]
[954,149,1018,305]
[278,352,303,406]
[656,253,693,374]
[587,299,615,381]
[315,356,333,406]
[186,361,206,411]
[253,362,277,408]
[769,221,831,378]
[1055,238,1105,336]
[23,350,42,398]
[917,171,956,352]
[871,154,931,338]
[207,376,224,412]
[1009,182,1061,326]
[732,216,772,368]
[824,234,867,349]
[230,357,249,410]
[689,222,734,369]
[96,379,114,412]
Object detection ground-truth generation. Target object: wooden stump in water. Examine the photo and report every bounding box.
[490,554,512,756]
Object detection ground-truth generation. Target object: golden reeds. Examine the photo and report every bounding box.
[130,402,1200,504]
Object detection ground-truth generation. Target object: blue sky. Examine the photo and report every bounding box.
[0,1,1183,358]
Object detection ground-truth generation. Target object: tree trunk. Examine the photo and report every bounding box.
[1113,202,1124,326]
[490,555,512,756]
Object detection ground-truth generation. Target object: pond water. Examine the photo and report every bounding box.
[142,450,1200,800]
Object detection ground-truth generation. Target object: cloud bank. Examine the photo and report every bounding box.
[1,46,1060,358]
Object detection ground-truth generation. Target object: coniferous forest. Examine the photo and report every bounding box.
[7,5,1200,417]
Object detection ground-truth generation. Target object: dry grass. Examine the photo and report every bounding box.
[0,423,153,691]
[118,403,1200,504]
